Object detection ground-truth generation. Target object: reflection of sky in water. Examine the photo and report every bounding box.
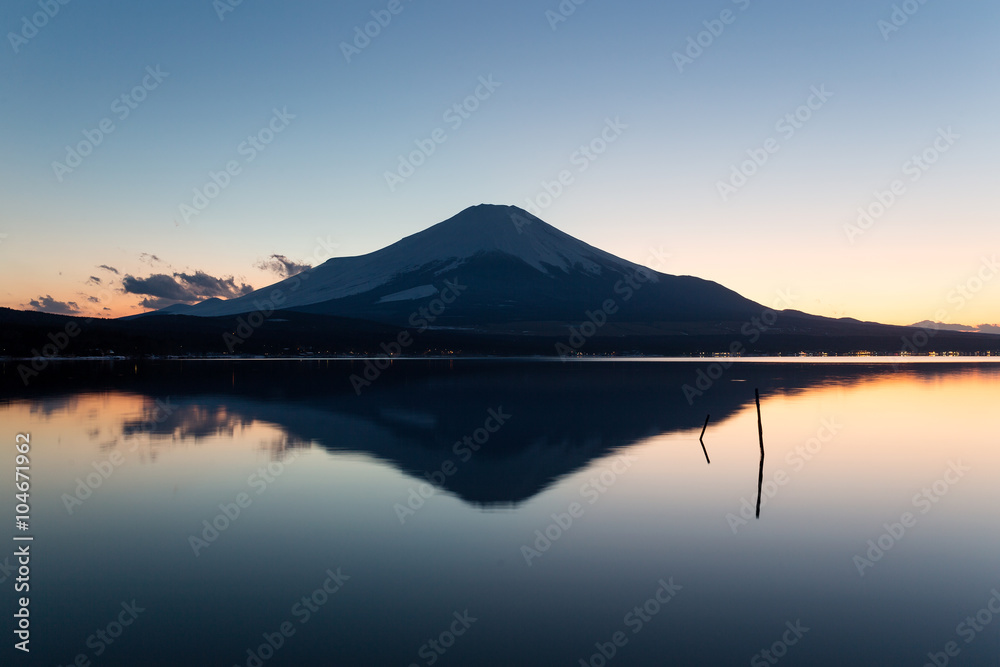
[1,361,998,666]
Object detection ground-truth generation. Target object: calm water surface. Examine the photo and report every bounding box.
[1,360,998,666]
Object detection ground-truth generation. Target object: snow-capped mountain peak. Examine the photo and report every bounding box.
[173,205,656,318]
[382,204,649,276]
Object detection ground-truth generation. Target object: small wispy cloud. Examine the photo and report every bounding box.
[255,254,311,278]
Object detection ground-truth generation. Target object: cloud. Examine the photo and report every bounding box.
[26,295,81,315]
[98,265,120,275]
[122,274,192,301]
[173,271,254,298]
[122,270,254,307]
[976,323,1000,334]
[255,254,311,278]
[86,296,101,303]
[87,276,102,286]
[139,253,162,264]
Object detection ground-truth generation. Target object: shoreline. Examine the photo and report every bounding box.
[2,354,999,364]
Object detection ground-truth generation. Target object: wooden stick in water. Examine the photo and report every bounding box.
[699,414,711,464]
[755,389,765,519]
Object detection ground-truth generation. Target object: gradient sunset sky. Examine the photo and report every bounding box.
[1,0,997,325]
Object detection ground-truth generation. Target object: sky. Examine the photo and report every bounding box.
[1,0,998,326]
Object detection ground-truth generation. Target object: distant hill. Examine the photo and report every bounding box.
[910,320,1000,335]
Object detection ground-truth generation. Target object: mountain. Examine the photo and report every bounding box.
[150,204,766,328]
[910,321,1000,335]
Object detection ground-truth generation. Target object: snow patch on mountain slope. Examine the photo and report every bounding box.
[377,285,439,303]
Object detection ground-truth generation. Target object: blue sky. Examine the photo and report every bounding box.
[1,0,998,323]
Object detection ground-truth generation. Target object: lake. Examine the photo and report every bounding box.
[2,359,998,666]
